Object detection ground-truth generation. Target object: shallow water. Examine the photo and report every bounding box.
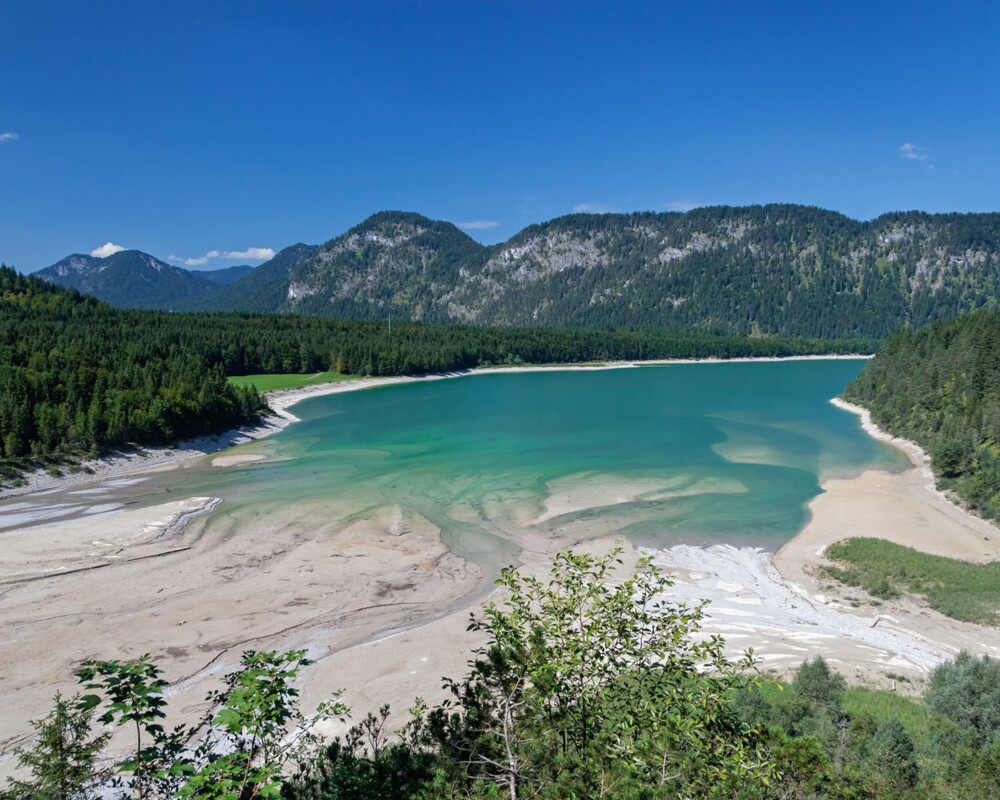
[3,361,906,565]
[147,360,907,564]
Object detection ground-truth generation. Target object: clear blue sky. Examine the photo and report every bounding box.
[3,0,999,271]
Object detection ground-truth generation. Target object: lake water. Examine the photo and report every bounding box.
[151,360,905,569]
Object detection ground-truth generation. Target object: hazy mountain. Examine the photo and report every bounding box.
[34,250,220,309]
[197,264,255,285]
[176,243,319,312]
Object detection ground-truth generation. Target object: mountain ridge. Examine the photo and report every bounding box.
[34,249,221,310]
[32,205,1000,337]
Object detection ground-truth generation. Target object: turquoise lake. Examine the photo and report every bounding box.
[156,360,905,569]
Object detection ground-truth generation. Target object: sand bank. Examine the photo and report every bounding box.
[0,497,484,767]
[642,397,1000,690]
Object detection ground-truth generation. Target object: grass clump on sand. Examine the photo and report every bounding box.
[823,537,1000,625]
[226,370,350,392]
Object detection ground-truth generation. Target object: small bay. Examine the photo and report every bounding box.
[159,359,906,570]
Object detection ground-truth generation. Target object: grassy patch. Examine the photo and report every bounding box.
[227,371,350,392]
[822,564,901,601]
[843,687,927,736]
[824,537,1000,625]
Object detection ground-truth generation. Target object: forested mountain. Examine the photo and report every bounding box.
[187,206,1000,338]
[844,309,1000,519]
[178,243,318,312]
[34,249,220,309]
[35,206,1000,338]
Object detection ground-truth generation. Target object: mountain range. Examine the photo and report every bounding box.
[32,205,1000,338]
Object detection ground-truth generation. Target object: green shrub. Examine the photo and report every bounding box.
[926,652,1000,746]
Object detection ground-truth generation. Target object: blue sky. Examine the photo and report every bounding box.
[2,0,999,271]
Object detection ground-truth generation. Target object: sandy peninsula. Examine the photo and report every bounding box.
[5,357,1000,774]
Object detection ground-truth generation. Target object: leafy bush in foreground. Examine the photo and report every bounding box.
[9,549,1000,799]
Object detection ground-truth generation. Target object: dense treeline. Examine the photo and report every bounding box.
[0,266,266,479]
[844,308,1000,520]
[730,653,1000,799]
[281,651,1000,800]
[0,264,871,479]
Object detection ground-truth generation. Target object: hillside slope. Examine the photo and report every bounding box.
[36,206,1000,337]
[177,243,319,312]
[259,206,1000,338]
[34,250,220,309]
[199,264,254,285]
[844,309,1000,518]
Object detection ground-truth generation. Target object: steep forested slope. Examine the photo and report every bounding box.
[37,206,1000,338]
[256,206,1000,337]
[844,309,1000,518]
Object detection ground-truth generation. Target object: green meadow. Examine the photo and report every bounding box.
[226,370,350,392]
[824,537,1000,625]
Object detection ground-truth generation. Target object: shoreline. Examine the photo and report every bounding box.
[829,396,929,471]
[1,354,870,501]
[6,357,1000,770]
[641,398,1000,687]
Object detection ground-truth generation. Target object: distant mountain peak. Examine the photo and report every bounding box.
[44,254,98,277]
[34,249,220,310]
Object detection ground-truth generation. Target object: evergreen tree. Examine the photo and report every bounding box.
[0,693,109,800]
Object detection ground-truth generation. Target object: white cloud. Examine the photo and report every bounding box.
[168,246,273,267]
[667,200,703,212]
[572,203,615,214]
[91,242,126,258]
[899,142,930,161]
[0,132,17,143]
[223,247,274,260]
[456,220,499,230]
[169,250,217,266]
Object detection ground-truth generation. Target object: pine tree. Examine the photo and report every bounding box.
[1,693,109,800]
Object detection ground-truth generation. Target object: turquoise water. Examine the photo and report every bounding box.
[161,360,905,568]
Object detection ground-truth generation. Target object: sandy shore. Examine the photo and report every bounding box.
[0,495,486,769]
[646,397,1000,690]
